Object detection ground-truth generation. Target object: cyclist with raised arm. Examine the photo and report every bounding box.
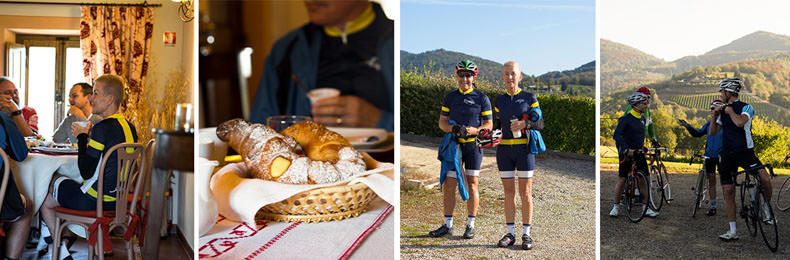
[430,60,493,239]
[493,61,544,250]
[709,77,773,241]
[610,92,659,218]
[625,86,660,147]
[677,99,725,216]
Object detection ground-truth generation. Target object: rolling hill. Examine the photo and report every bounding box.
[601,31,790,95]
[401,49,594,97]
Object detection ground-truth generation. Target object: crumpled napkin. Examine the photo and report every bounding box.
[210,162,394,224]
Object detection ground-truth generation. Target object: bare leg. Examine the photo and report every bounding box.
[708,175,717,201]
[519,178,533,225]
[4,196,34,259]
[723,184,736,222]
[613,177,626,204]
[442,177,457,216]
[41,174,65,253]
[758,169,772,199]
[502,178,516,223]
[466,176,479,217]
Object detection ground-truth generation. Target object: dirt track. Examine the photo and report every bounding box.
[400,136,595,259]
[601,170,790,258]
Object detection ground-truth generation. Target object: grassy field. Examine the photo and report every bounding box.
[599,145,790,175]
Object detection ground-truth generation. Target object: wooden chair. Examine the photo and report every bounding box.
[51,143,145,260]
[126,139,155,254]
[0,148,11,237]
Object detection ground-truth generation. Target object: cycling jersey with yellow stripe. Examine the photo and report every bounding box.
[441,87,492,143]
[494,88,539,144]
[85,113,138,202]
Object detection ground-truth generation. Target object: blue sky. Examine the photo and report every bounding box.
[400,0,595,76]
[601,0,790,61]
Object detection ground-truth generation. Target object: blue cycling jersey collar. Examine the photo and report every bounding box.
[507,88,522,96]
[458,87,474,95]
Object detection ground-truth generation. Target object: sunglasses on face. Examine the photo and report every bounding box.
[457,71,474,78]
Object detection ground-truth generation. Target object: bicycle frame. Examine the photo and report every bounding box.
[620,149,649,223]
[734,163,778,252]
[689,150,710,217]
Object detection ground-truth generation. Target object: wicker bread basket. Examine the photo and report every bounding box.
[255,153,382,223]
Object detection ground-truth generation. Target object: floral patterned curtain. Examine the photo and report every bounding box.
[80,6,153,119]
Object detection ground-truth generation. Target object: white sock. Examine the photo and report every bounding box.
[466,216,476,228]
[729,222,737,233]
[613,203,619,210]
[506,223,515,235]
[59,241,72,260]
[523,224,531,236]
[40,221,51,238]
[444,215,453,228]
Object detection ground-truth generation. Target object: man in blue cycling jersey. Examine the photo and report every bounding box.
[709,77,772,241]
[610,92,659,219]
[493,61,543,250]
[678,99,724,216]
[429,60,492,239]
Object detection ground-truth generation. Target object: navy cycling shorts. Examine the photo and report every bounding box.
[496,144,535,178]
[52,177,116,211]
[448,141,482,178]
[719,149,762,186]
[704,157,718,177]
[618,153,648,178]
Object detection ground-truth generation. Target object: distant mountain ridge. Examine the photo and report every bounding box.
[601,31,790,94]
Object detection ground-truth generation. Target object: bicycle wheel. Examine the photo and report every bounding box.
[692,170,705,217]
[777,177,790,212]
[740,184,758,237]
[756,189,779,252]
[660,163,672,204]
[648,165,664,211]
[626,171,649,223]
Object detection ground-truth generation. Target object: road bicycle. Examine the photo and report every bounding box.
[689,150,710,217]
[736,163,778,252]
[645,147,671,211]
[620,149,650,223]
[775,153,790,211]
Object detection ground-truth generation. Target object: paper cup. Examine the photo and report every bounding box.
[307,88,340,104]
[199,127,228,163]
[73,121,89,128]
[199,137,214,159]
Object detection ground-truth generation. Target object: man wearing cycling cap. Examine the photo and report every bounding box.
[709,77,772,241]
[677,99,725,216]
[611,92,659,218]
[430,60,492,239]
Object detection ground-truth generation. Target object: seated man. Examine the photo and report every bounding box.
[0,77,37,137]
[249,0,394,131]
[0,104,34,260]
[39,75,138,259]
[53,83,103,143]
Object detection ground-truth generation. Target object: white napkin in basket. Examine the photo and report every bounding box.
[210,162,394,224]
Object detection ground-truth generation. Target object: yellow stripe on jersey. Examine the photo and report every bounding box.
[441,106,450,112]
[481,110,492,116]
[501,138,528,145]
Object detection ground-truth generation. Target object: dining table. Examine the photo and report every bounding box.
[9,151,83,213]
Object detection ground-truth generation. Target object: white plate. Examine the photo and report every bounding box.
[327,127,388,149]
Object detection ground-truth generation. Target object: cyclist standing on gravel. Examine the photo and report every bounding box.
[677,99,725,216]
[709,77,773,241]
[610,92,660,218]
[430,60,493,239]
[492,61,544,250]
[625,86,660,147]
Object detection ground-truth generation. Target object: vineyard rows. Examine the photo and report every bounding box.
[666,94,780,121]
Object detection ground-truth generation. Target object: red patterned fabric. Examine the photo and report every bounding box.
[80,6,153,119]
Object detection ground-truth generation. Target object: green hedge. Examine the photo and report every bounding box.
[401,70,595,155]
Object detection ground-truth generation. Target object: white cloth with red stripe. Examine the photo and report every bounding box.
[208,162,394,225]
[198,199,392,259]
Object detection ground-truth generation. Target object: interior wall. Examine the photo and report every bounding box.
[0,15,81,74]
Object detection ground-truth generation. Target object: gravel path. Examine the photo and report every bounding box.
[601,170,790,258]
[400,136,595,259]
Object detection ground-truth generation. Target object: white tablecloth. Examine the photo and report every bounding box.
[9,153,83,213]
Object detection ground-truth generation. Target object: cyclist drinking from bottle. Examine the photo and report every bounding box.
[430,60,493,239]
[677,99,725,216]
[709,77,772,241]
[610,92,659,218]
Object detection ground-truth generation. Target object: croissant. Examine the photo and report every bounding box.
[281,121,352,163]
[216,119,366,184]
